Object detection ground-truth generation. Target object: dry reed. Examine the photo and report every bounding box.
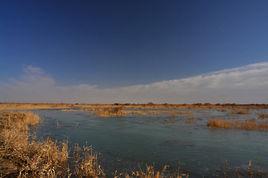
[114,165,190,178]
[73,144,105,177]
[94,107,126,117]
[207,118,268,131]
[0,112,103,178]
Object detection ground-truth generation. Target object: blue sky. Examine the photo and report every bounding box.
[0,0,268,103]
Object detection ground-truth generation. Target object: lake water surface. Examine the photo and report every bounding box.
[35,109,268,177]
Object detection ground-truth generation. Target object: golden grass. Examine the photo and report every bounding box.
[0,112,69,177]
[114,165,190,178]
[0,103,72,111]
[2,102,268,112]
[85,105,194,118]
[94,106,126,117]
[207,119,268,131]
[73,144,105,177]
[0,112,103,178]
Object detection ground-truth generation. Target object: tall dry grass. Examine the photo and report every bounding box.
[114,165,190,178]
[88,105,194,118]
[94,106,126,117]
[73,144,105,177]
[0,112,104,178]
[207,118,268,131]
[0,112,69,177]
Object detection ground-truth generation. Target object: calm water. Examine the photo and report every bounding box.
[34,109,268,177]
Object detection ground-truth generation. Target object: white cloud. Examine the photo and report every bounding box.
[1,62,268,103]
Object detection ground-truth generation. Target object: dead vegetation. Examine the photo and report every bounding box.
[114,165,190,178]
[94,106,126,117]
[85,105,194,118]
[73,144,105,177]
[0,103,73,111]
[0,112,69,177]
[207,118,268,131]
[2,102,268,112]
[214,160,268,178]
[0,112,103,178]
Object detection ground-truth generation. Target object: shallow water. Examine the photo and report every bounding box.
[35,109,268,177]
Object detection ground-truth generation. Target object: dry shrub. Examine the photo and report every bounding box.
[0,112,40,131]
[207,119,268,131]
[73,144,105,177]
[0,111,105,178]
[0,112,69,178]
[88,105,194,118]
[130,165,165,178]
[95,106,125,117]
[117,165,190,178]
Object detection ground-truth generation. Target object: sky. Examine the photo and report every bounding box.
[0,0,268,103]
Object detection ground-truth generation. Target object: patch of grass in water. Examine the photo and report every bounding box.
[207,118,268,131]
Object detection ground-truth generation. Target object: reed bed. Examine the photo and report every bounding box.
[73,144,105,177]
[0,112,103,178]
[207,118,268,131]
[0,112,69,177]
[94,106,126,117]
[114,165,190,178]
[2,103,268,112]
[86,105,194,118]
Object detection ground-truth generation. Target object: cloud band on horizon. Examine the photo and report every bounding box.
[1,62,268,103]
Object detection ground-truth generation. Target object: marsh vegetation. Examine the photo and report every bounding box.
[1,103,268,177]
[0,112,103,178]
[207,119,268,131]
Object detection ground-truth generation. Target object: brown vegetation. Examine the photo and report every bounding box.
[0,112,69,177]
[116,165,190,178]
[94,106,126,117]
[1,102,268,112]
[73,144,105,177]
[0,112,103,178]
[0,103,73,111]
[84,105,194,118]
[207,119,268,131]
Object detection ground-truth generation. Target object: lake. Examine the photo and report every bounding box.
[34,109,268,177]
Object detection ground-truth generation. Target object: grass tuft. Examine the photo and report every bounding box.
[73,144,105,177]
[207,118,268,131]
[0,112,103,178]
